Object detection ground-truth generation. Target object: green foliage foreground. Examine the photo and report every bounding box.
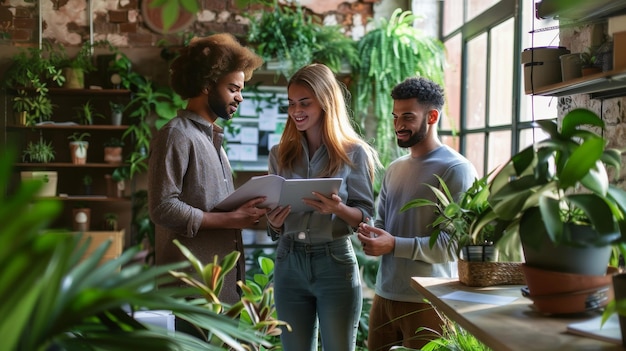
[0,147,273,350]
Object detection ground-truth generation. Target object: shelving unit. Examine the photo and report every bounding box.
[3,88,135,237]
[529,68,626,99]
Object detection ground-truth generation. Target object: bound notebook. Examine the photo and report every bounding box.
[214,174,342,213]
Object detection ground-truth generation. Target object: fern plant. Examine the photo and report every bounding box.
[353,9,446,191]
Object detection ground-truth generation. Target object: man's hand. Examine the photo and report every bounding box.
[356,222,395,256]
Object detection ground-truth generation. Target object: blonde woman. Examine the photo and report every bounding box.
[266,63,380,351]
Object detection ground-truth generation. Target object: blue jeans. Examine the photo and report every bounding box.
[274,236,362,351]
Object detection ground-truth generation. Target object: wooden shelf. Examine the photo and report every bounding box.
[528,68,626,99]
[53,195,131,202]
[15,162,125,168]
[7,124,129,130]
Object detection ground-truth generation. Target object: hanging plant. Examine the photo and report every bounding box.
[353,9,446,190]
[246,0,358,79]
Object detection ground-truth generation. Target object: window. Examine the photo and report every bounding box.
[438,0,559,177]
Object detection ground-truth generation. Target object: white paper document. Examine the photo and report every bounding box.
[441,291,518,305]
[566,313,622,344]
[214,174,343,213]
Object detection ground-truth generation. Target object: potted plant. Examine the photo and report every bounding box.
[22,138,55,163]
[103,212,118,231]
[474,108,626,276]
[67,132,90,164]
[82,174,93,195]
[109,101,124,126]
[74,100,104,125]
[57,41,96,89]
[72,203,91,232]
[580,47,601,76]
[103,137,124,163]
[401,174,525,287]
[12,89,33,126]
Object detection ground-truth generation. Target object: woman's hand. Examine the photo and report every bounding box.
[303,192,342,215]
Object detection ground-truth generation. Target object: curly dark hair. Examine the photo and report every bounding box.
[390,77,445,110]
[169,33,264,99]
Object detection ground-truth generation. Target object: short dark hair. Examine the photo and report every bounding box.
[390,77,445,110]
[169,33,263,99]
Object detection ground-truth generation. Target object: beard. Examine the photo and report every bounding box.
[397,118,427,148]
[208,94,232,120]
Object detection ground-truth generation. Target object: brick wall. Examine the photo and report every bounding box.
[0,0,379,47]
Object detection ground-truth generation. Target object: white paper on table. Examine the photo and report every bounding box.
[440,291,518,305]
[239,127,259,144]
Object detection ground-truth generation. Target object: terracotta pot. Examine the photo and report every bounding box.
[521,264,617,314]
[581,66,602,76]
[104,146,123,163]
[69,141,89,164]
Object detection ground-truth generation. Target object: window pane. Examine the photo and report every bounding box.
[443,0,464,36]
[520,95,559,122]
[443,33,462,133]
[466,33,487,129]
[441,135,460,151]
[467,0,499,21]
[519,127,549,150]
[466,132,485,177]
[489,18,514,126]
[487,130,511,173]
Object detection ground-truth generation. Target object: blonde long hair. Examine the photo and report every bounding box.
[276,64,380,181]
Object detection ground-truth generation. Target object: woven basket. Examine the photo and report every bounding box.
[458,259,526,287]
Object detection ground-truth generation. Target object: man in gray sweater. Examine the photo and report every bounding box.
[357,77,478,350]
[148,33,265,304]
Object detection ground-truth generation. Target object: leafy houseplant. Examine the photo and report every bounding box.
[74,100,105,125]
[401,174,496,261]
[22,138,56,163]
[57,41,96,89]
[246,0,358,79]
[109,101,125,125]
[352,9,445,192]
[1,148,271,350]
[473,108,626,275]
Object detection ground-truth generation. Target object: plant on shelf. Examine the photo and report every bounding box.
[352,9,445,192]
[82,174,93,195]
[103,212,118,231]
[246,0,358,79]
[12,89,33,125]
[56,41,96,89]
[2,41,65,89]
[109,101,125,125]
[74,100,105,125]
[473,108,626,276]
[103,137,124,163]
[22,138,56,163]
[68,132,90,165]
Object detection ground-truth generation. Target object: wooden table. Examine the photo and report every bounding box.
[411,277,625,351]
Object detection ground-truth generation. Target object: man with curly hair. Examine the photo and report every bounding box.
[357,77,478,350]
[149,33,265,303]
